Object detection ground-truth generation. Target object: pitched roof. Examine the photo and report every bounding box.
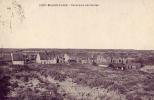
[12,53,25,61]
[39,52,56,60]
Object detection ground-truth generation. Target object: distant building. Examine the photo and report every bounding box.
[11,53,25,65]
[76,53,93,64]
[125,63,142,69]
[56,55,65,63]
[94,55,111,65]
[108,56,142,70]
[111,57,124,64]
[63,53,70,63]
[111,57,136,64]
[24,53,37,63]
[109,60,142,70]
[78,57,93,64]
[36,52,57,64]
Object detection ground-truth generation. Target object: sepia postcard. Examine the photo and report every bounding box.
[0,0,154,100]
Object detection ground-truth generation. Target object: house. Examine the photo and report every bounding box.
[56,55,65,63]
[109,56,142,70]
[125,63,142,69]
[79,57,93,64]
[111,57,123,64]
[94,54,112,65]
[76,53,93,64]
[64,53,83,64]
[109,61,142,70]
[111,57,136,64]
[63,53,70,63]
[79,58,88,64]
[11,53,25,65]
[36,52,57,64]
[68,56,78,64]
[24,52,37,63]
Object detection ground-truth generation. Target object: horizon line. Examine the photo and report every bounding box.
[0,47,154,51]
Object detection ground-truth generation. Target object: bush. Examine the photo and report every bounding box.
[12,81,18,88]
[0,68,10,100]
[92,62,98,66]
[49,71,66,82]
[23,76,29,82]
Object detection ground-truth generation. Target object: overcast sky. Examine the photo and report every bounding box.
[0,0,154,49]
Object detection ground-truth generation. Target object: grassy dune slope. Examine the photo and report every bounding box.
[2,64,154,100]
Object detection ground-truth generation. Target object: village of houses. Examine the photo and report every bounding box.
[0,49,145,70]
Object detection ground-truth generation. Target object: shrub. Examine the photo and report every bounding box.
[12,81,18,88]
[23,76,29,82]
[49,71,66,82]
[0,68,10,100]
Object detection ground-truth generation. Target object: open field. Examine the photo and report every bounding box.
[1,64,154,100]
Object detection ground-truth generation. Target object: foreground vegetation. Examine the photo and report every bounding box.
[1,64,154,100]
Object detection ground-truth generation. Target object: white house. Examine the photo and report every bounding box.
[63,53,70,63]
[11,53,25,65]
[36,52,57,64]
